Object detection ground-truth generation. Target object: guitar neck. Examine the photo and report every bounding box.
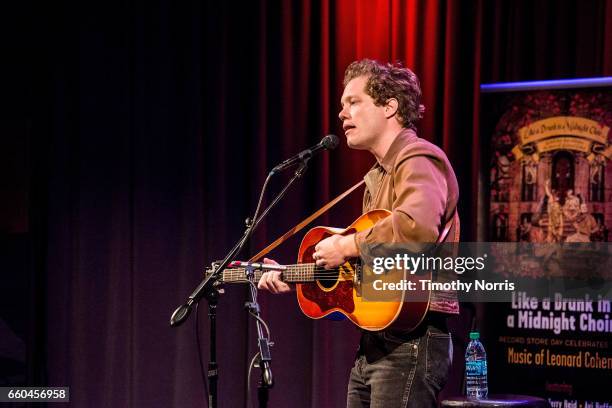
[218,263,317,284]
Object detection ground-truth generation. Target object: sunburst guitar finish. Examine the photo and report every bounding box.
[296,209,430,332]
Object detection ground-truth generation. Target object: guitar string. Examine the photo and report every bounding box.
[220,266,358,273]
[221,269,354,274]
[221,270,356,276]
[221,270,357,279]
[221,267,357,272]
[217,264,366,282]
[217,269,359,276]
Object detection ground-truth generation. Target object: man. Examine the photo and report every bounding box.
[259,59,459,407]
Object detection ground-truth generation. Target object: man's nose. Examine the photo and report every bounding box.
[338,107,348,121]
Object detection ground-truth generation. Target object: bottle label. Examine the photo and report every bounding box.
[466,361,487,376]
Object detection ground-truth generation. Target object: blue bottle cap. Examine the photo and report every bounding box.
[469,332,480,340]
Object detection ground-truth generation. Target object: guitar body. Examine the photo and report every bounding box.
[296,209,430,332]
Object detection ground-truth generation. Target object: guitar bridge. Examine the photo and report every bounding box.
[354,262,362,284]
[354,262,363,298]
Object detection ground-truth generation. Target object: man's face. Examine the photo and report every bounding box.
[338,76,388,150]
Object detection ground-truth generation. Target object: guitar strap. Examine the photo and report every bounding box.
[438,210,460,244]
[249,180,365,262]
[249,178,459,262]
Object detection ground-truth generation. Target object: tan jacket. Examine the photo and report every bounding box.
[355,128,460,314]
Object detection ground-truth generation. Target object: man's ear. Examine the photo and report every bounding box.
[384,98,399,119]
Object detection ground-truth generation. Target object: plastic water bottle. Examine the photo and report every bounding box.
[465,331,488,399]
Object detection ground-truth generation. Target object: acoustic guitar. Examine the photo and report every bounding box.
[211,209,430,331]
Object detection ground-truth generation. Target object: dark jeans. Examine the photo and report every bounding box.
[346,320,453,408]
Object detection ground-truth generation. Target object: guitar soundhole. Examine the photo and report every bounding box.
[315,267,339,289]
[303,242,339,290]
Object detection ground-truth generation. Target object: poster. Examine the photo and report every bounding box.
[481,80,612,406]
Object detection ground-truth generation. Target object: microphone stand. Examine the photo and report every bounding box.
[170,158,311,408]
[244,264,273,408]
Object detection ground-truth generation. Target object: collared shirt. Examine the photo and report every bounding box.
[355,128,460,314]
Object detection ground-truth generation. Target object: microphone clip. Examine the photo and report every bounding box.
[271,134,338,174]
[271,150,312,173]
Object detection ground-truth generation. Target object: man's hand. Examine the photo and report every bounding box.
[312,234,358,269]
[257,257,293,294]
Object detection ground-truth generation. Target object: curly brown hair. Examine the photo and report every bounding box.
[343,59,425,130]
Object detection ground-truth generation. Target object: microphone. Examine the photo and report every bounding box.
[272,134,339,172]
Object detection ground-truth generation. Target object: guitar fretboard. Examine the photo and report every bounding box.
[219,263,316,283]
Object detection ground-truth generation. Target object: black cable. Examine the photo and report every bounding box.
[244,280,275,407]
[246,281,271,340]
[246,352,260,408]
[195,302,209,408]
[251,171,273,229]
